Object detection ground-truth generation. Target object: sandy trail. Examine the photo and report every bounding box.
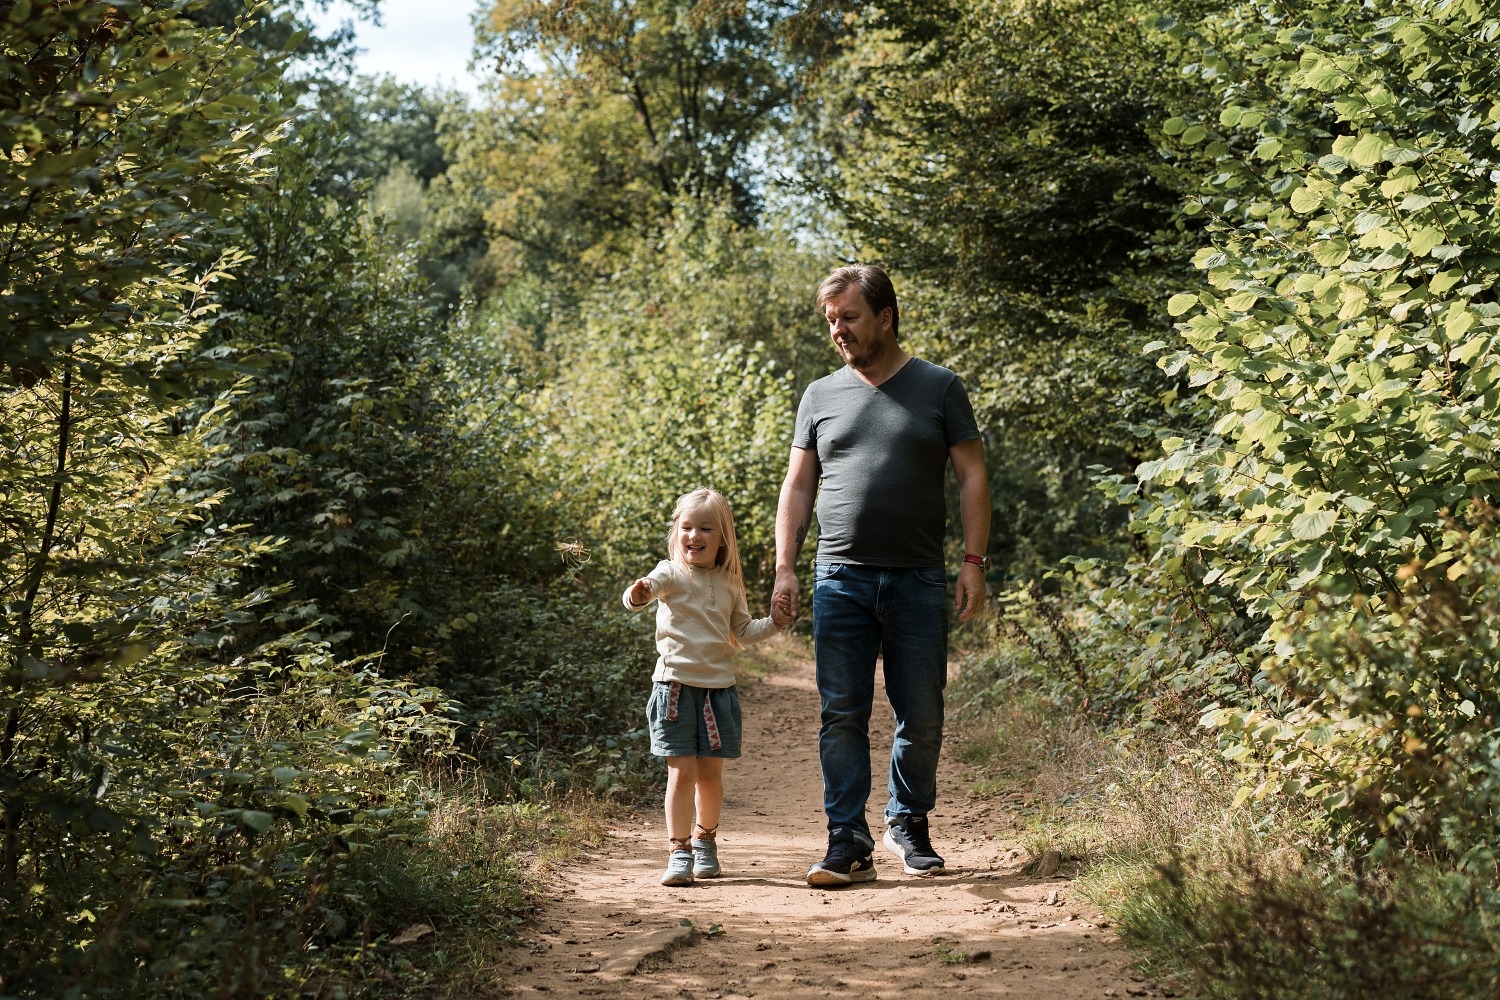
[497,649,1163,998]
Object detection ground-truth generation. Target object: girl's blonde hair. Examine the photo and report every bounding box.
[666,487,745,589]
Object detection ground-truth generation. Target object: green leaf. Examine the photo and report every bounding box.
[1451,337,1489,365]
[62,622,96,644]
[1409,226,1445,256]
[1300,56,1344,92]
[1167,292,1199,316]
[1446,306,1475,339]
[1289,186,1323,213]
[1348,134,1387,167]
[1291,509,1336,540]
[1243,409,1283,444]
[1327,334,1358,365]
[1401,194,1441,212]
[1430,270,1463,294]
[241,810,275,834]
[1311,237,1350,267]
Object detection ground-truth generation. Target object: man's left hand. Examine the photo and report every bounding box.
[955,562,986,622]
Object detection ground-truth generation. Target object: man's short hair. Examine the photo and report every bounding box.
[816,264,900,340]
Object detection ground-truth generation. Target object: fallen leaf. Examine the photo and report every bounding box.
[390,923,434,946]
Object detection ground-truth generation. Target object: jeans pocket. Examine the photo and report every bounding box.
[815,562,846,581]
[913,567,947,588]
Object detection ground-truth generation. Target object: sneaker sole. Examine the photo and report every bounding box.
[805,864,877,887]
[883,828,946,876]
[694,867,722,879]
[661,873,694,887]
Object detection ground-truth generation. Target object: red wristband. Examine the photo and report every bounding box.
[963,553,989,569]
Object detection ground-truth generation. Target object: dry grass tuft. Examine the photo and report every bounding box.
[953,691,1312,898]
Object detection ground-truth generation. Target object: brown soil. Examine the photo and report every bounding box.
[496,647,1165,998]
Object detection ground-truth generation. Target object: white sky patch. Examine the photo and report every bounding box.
[310,0,490,98]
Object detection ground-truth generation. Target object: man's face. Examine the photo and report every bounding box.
[823,285,894,371]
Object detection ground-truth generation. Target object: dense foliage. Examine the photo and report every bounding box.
[971,1,1500,995]
[1141,0,1500,854]
[1,2,646,994]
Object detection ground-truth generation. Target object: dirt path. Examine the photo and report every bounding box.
[497,649,1163,998]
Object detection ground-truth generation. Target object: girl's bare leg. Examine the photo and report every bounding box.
[664,757,700,846]
[660,757,701,885]
[693,756,725,837]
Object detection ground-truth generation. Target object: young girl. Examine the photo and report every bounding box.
[623,487,793,886]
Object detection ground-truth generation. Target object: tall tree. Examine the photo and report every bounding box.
[822,0,1222,448]
[459,0,846,288]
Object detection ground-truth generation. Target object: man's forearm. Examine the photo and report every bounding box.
[953,441,991,560]
[959,476,991,559]
[775,483,813,573]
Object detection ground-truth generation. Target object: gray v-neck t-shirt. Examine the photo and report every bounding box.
[792,357,980,568]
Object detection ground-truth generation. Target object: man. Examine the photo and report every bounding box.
[774,263,990,887]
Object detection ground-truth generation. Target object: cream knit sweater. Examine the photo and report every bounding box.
[622,559,780,688]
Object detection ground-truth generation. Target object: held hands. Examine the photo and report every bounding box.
[627,578,653,608]
[771,568,799,628]
[771,591,795,629]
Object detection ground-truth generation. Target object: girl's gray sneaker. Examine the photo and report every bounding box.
[691,837,721,878]
[661,850,694,886]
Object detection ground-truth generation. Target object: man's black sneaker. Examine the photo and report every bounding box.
[806,828,877,887]
[883,814,946,875]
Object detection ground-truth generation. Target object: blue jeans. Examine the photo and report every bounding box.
[812,562,949,848]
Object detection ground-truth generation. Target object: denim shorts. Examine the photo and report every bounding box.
[647,681,742,758]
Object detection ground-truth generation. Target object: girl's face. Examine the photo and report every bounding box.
[676,503,722,569]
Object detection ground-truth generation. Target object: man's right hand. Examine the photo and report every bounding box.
[772,568,800,623]
[773,445,819,627]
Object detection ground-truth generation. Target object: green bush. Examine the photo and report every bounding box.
[531,198,818,595]
[1141,0,1500,621]
[1205,505,1500,856]
[0,635,464,997]
[0,6,636,996]
[429,579,657,798]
